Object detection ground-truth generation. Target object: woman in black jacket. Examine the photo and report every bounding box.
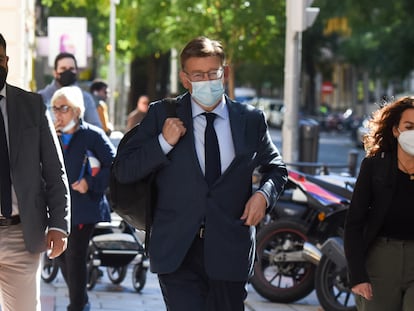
[344,96,414,311]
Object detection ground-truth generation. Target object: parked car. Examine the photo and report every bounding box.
[268,100,285,128]
[255,98,285,128]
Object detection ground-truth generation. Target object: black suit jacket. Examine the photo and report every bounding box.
[344,151,396,286]
[115,93,287,281]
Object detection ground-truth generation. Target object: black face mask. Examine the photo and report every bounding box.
[57,69,77,86]
[0,66,7,90]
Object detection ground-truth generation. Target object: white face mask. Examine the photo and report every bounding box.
[190,78,225,108]
[61,118,77,133]
[398,129,414,156]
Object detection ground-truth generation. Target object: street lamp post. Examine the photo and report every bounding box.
[109,0,119,128]
[282,0,319,163]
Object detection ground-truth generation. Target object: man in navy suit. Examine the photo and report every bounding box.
[114,36,288,310]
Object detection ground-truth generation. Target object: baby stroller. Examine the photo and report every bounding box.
[86,213,149,292]
[41,213,149,293]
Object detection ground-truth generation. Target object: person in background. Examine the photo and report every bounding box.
[38,52,102,128]
[51,86,115,311]
[0,33,70,311]
[125,94,150,131]
[114,36,288,310]
[89,79,113,135]
[344,97,414,311]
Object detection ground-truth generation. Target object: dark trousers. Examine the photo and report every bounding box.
[158,236,247,311]
[57,224,95,311]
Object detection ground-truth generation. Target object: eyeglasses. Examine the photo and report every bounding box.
[184,67,224,82]
[52,105,72,114]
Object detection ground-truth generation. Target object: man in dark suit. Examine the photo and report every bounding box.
[114,36,288,310]
[0,33,70,311]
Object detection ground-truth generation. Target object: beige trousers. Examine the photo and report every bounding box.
[0,223,41,311]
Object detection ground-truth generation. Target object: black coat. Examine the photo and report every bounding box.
[344,151,397,286]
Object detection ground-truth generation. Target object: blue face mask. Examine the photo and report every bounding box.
[190,78,225,108]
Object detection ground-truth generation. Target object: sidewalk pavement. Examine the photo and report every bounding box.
[40,268,322,311]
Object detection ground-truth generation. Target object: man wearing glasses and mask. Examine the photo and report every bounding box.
[114,36,288,310]
[38,52,102,128]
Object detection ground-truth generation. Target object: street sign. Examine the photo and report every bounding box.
[322,82,334,94]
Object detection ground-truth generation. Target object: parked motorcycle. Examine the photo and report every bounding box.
[250,170,353,303]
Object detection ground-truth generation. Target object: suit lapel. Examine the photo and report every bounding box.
[210,98,248,184]
[227,99,247,157]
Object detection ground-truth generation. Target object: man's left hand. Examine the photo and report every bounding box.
[240,192,267,226]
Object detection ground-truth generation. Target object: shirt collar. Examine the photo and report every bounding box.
[191,96,228,120]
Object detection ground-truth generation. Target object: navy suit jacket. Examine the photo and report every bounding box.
[6,84,70,253]
[115,93,287,281]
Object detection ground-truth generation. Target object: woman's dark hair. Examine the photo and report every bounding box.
[365,96,414,157]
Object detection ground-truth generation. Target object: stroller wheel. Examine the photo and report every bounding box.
[107,266,127,284]
[41,252,59,283]
[132,264,147,292]
[87,267,99,290]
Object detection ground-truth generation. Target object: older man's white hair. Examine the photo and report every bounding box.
[51,86,85,118]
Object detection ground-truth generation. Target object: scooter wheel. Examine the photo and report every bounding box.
[132,264,147,292]
[107,266,127,284]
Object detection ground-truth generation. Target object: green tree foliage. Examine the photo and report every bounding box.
[41,0,286,92]
[41,0,414,98]
[316,0,414,80]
